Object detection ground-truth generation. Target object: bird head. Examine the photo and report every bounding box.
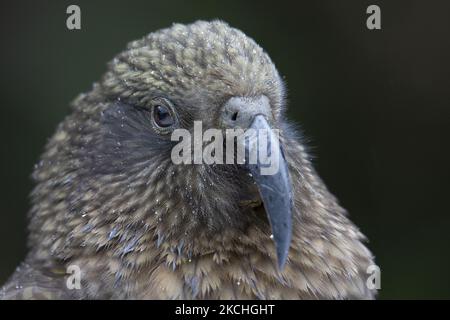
[30,21,314,274]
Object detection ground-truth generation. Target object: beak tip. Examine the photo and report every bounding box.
[277,253,288,271]
[274,232,291,271]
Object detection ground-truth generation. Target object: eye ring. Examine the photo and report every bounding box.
[150,97,178,134]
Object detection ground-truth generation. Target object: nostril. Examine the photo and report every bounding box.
[231,111,238,121]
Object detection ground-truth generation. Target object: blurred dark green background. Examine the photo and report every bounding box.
[0,0,449,299]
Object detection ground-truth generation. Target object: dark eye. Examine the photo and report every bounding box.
[153,105,174,128]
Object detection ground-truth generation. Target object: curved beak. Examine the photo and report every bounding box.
[221,96,294,270]
[245,115,293,270]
